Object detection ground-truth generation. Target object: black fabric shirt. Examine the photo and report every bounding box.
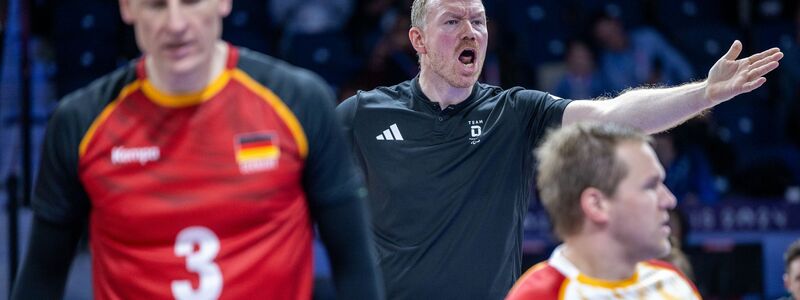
[337,76,572,299]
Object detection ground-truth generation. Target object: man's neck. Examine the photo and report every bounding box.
[562,235,639,281]
[146,41,228,94]
[418,68,473,108]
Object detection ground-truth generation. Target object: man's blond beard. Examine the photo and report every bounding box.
[422,53,480,88]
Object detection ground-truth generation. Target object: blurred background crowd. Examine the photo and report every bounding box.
[1,0,799,299]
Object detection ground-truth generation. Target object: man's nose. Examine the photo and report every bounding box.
[166,2,188,33]
[460,22,478,40]
[659,183,677,209]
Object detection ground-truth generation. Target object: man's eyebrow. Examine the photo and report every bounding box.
[440,12,461,18]
[440,11,486,18]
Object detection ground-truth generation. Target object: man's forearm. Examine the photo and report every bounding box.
[11,216,82,300]
[313,197,384,300]
[608,81,711,133]
[563,81,712,134]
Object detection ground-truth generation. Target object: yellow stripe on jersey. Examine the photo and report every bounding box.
[576,271,639,289]
[231,69,309,159]
[559,277,571,300]
[236,146,279,162]
[79,81,142,157]
[141,69,232,108]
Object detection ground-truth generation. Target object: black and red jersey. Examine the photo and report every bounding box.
[32,45,360,299]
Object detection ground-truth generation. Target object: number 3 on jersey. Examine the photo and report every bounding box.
[172,226,223,300]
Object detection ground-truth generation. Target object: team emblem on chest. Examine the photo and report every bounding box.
[234,132,280,174]
[110,145,161,165]
[467,120,483,145]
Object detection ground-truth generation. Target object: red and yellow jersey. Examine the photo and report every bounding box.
[507,246,702,300]
[32,45,357,299]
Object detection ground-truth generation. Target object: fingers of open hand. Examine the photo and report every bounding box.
[747,61,780,80]
[749,51,784,71]
[723,40,743,60]
[743,77,767,92]
[747,48,783,65]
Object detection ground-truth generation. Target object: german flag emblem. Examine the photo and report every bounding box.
[234,132,279,173]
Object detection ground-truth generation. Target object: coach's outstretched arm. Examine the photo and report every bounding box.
[562,40,783,134]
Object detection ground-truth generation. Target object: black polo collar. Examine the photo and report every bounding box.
[411,75,479,116]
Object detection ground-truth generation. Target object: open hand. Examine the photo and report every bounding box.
[705,40,783,104]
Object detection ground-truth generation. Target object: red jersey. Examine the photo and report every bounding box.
[32,45,351,299]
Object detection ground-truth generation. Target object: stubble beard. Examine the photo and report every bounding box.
[425,51,480,89]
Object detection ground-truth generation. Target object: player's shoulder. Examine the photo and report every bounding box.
[352,79,416,106]
[235,47,331,99]
[476,82,556,103]
[56,61,138,123]
[641,259,696,283]
[506,262,566,300]
[475,81,506,96]
[641,259,702,297]
[338,80,415,119]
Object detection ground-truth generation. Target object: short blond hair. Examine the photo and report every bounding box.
[536,122,651,239]
[410,0,430,29]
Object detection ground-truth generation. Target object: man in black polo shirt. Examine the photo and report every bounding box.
[336,0,783,298]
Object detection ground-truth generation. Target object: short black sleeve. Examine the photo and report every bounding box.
[335,93,358,148]
[508,89,572,147]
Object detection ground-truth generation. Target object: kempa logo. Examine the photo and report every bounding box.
[376,123,404,141]
[111,146,160,165]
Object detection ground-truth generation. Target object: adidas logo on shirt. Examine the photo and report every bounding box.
[376,124,404,141]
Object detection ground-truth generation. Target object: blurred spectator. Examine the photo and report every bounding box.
[222,0,275,55]
[478,22,502,86]
[653,131,720,205]
[34,0,135,97]
[592,13,694,93]
[338,13,417,100]
[270,0,354,35]
[553,40,607,99]
[346,0,409,53]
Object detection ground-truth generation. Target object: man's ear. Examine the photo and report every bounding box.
[785,273,790,290]
[119,0,134,25]
[580,187,610,225]
[409,27,426,55]
[218,0,233,18]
